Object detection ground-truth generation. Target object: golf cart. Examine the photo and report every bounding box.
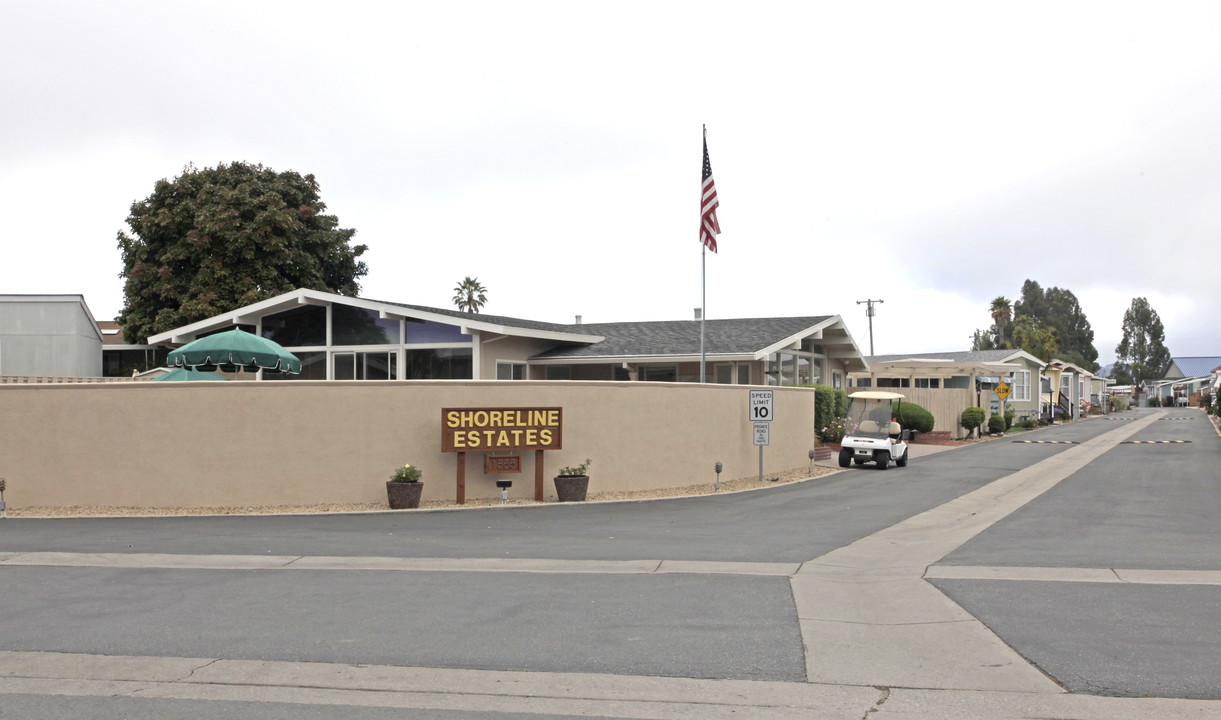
[838,391,911,470]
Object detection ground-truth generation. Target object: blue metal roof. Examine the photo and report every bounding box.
[1168,357,1221,378]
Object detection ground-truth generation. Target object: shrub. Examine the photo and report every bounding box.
[1147,395,1161,408]
[389,463,422,483]
[1018,418,1036,430]
[961,407,986,437]
[987,415,1007,434]
[895,401,935,433]
[1003,406,1016,430]
[808,384,848,442]
[819,416,855,444]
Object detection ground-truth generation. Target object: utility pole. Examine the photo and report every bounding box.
[856,299,883,356]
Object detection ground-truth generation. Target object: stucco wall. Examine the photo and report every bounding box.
[0,380,816,509]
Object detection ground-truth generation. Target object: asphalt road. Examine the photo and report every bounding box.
[933,408,1221,699]
[2,407,1219,717]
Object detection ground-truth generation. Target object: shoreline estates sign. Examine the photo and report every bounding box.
[441,407,563,452]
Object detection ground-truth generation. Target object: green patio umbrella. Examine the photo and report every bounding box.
[152,367,230,382]
[167,328,301,374]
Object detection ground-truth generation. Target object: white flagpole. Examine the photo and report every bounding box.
[700,125,707,383]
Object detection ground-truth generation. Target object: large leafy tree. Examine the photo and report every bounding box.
[1010,316,1058,362]
[1112,297,1171,386]
[452,276,488,313]
[1013,280,1098,371]
[116,162,368,343]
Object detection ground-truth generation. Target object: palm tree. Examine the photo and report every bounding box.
[452,277,488,314]
[990,296,1012,346]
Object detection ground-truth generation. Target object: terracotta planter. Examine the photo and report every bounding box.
[553,475,589,502]
[386,481,423,509]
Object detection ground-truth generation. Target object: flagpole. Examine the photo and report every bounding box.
[700,124,707,383]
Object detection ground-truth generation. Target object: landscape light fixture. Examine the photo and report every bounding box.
[0,478,6,518]
[808,449,816,473]
[856,298,884,356]
[495,479,512,504]
[714,461,723,492]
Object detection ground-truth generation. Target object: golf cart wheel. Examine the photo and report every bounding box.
[838,449,851,468]
[896,449,908,467]
[876,451,890,470]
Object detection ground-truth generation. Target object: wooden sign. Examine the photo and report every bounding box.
[441,407,563,452]
[485,455,523,474]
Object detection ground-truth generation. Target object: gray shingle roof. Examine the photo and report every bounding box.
[532,316,834,359]
[866,349,1018,364]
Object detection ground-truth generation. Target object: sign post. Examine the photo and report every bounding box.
[995,380,1012,420]
[749,390,774,482]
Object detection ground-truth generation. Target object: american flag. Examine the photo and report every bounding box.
[701,135,720,253]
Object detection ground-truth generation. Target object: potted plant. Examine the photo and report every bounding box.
[386,463,423,509]
[553,458,591,502]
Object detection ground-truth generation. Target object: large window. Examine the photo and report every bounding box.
[405,348,471,379]
[914,378,940,389]
[333,306,400,345]
[263,351,326,380]
[405,320,471,343]
[262,306,326,346]
[737,365,751,385]
[1013,370,1031,401]
[334,351,397,380]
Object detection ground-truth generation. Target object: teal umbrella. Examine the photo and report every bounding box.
[167,328,301,374]
[153,367,230,382]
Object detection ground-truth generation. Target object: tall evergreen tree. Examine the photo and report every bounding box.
[1112,297,1171,386]
[116,162,367,343]
[1013,280,1098,371]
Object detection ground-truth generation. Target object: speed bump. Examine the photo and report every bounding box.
[1121,440,1192,444]
[1013,440,1078,444]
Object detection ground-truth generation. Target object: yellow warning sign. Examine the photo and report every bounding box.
[995,381,1012,402]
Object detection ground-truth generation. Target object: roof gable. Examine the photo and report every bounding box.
[1167,357,1221,378]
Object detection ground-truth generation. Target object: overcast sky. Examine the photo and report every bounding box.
[4,1,1218,365]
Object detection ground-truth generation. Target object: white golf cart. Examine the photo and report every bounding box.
[838,391,911,470]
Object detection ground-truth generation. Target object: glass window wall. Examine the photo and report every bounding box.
[405,348,472,379]
[262,306,326,347]
[405,320,471,343]
[334,351,398,380]
[263,351,326,380]
[333,305,400,345]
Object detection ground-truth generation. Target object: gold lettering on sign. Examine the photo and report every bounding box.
[441,407,563,453]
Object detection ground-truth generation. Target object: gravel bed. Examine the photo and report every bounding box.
[6,466,837,518]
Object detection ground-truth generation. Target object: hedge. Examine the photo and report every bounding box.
[895,400,935,433]
[987,415,1007,434]
[804,384,848,442]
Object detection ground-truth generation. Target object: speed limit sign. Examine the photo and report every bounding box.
[749,390,774,422]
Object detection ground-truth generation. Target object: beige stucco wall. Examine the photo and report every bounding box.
[0,380,816,509]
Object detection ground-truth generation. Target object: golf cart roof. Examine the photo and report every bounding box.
[847,391,905,400]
